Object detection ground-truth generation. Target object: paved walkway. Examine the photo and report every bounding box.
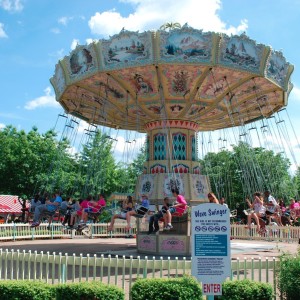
[0,237,298,259]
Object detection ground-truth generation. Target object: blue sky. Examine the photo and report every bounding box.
[1,0,300,164]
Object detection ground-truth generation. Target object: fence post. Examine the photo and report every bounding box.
[51,224,54,239]
[13,223,16,241]
[90,224,94,239]
[61,264,66,284]
[143,256,148,278]
[273,257,277,300]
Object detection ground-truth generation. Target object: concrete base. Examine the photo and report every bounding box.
[137,217,191,256]
[137,232,191,256]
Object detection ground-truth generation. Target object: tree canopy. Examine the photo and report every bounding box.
[0,125,147,200]
[0,125,298,208]
[200,141,297,208]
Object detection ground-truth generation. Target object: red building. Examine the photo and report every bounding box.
[0,195,26,223]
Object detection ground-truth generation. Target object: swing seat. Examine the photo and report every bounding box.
[41,208,60,223]
[87,206,105,223]
[30,206,60,228]
[158,206,189,223]
[133,205,149,218]
[230,209,237,218]
[171,209,187,218]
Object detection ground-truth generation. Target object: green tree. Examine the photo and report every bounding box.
[200,141,295,208]
[292,167,300,198]
[0,125,78,198]
[200,149,241,208]
[77,129,119,198]
[37,136,79,197]
[125,145,147,194]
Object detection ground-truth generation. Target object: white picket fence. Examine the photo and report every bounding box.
[0,222,299,242]
[0,222,294,299]
[0,221,137,240]
[0,248,279,300]
[231,223,300,242]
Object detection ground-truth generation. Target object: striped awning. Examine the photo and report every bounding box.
[0,195,24,214]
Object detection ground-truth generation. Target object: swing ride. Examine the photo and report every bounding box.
[50,25,294,255]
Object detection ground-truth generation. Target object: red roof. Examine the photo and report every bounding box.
[0,195,25,214]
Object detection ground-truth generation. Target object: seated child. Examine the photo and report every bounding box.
[148,197,171,234]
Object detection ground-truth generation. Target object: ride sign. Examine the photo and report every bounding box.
[191,203,231,296]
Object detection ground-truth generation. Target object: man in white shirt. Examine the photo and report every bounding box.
[264,190,282,226]
[220,197,229,208]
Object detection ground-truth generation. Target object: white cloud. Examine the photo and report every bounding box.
[88,0,248,37]
[85,38,97,45]
[71,39,79,50]
[0,23,8,38]
[0,123,5,129]
[77,120,90,133]
[113,134,145,163]
[226,19,248,36]
[24,87,60,110]
[51,28,60,34]
[290,86,300,102]
[0,0,23,12]
[58,16,73,26]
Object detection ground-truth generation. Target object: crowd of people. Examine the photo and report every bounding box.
[242,190,300,231]
[27,188,189,233]
[107,188,188,234]
[28,188,296,233]
[29,192,106,229]
[205,190,300,231]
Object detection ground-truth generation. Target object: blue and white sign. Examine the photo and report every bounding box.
[191,203,231,295]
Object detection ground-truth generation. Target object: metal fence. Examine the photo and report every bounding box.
[0,248,279,299]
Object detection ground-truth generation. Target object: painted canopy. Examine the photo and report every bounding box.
[50,25,294,132]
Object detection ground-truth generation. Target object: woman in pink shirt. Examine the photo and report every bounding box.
[289,198,300,221]
[80,194,106,225]
[163,188,187,230]
[289,198,299,210]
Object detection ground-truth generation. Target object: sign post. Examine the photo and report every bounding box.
[191,203,231,299]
